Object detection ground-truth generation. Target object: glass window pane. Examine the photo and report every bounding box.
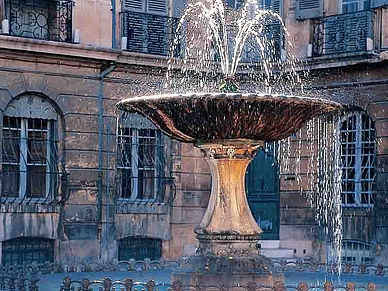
[139,137,156,167]
[27,165,46,198]
[28,130,47,164]
[138,170,155,200]
[120,168,132,199]
[3,130,20,163]
[2,165,19,197]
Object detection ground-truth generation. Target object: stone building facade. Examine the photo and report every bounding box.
[0,0,386,265]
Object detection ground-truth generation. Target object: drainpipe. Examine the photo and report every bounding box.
[111,0,117,49]
[98,63,116,236]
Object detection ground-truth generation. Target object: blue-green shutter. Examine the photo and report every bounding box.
[172,0,186,17]
[295,0,323,20]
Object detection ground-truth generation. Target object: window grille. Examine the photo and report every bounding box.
[117,113,166,202]
[2,237,54,265]
[118,237,162,260]
[1,95,61,204]
[4,0,73,42]
[340,112,376,207]
[328,240,374,264]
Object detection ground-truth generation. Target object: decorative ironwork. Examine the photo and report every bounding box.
[120,11,179,56]
[4,0,73,42]
[1,260,387,277]
[60,277,379,291]
[116,112,176,207]
[1,116,66,205]
[312,10,374,57]
[118,237,162,261]
[2,237,54,266]
[0,275,39,291]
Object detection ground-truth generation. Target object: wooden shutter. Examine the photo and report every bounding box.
[295,0,323,20]
[172,0,186,17]
[147,0,167,15]
[124,0,144,12]
[271,0,282,13]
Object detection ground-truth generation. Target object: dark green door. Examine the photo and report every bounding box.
[246,143,280,240]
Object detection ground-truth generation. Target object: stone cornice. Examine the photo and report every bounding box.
[0,35,170,70]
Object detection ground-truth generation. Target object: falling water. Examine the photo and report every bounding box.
[164,0,303,94]
[279,116,343,274]
[163,0,344,273]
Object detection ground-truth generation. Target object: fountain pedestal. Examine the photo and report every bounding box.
[117,92,341,287]
[172,141,282,286]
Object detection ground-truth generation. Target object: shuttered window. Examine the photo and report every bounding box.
[295,0,322,20]
[124,0,166,15]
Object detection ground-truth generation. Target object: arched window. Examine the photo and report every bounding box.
[117,112,165,202]
[340,112,376,207]
[1,94,60,202]
[2,237,54,265]
[118,237,162,261]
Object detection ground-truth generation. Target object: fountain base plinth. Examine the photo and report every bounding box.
[171,252,283,286]
[196,234,260,256]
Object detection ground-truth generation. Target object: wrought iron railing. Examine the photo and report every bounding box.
[120,11,179,56]
[0,265,39,291]
[1,260,386,276]
[60,277,379,291]
[4,0,73,42]
[311,10,374,57]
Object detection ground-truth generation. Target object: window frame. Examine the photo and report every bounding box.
[117,236,162,261]
[2,117,57,202]
[340,0,371,13]
[117,113,164,203]
[2,237,54,265]
[1,94,59,203]
[338,112,376,208]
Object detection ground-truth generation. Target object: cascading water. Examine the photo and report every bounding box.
[164,0,344,271]
[118,0,344,286]
[165,0,303,95]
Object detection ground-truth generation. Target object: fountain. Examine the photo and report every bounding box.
[117,0,342,286]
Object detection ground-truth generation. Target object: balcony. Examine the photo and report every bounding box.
[3,0,73,42]
[311,10,375,57]
[120,11,179,56]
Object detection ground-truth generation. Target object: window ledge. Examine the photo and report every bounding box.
[0,201,60,213]
[116,200,169,214]
[342,204,374,208]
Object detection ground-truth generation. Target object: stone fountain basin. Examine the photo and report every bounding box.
[116,93,342,143]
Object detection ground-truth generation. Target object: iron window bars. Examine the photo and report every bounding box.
[121,11,179,56]
[312,10,374,57]
[117,113,171,203]
[340,112,376,207]
[1,116,60,203]
[2,237,54,265]
[118,237,162,261]
[4,0,73,42]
